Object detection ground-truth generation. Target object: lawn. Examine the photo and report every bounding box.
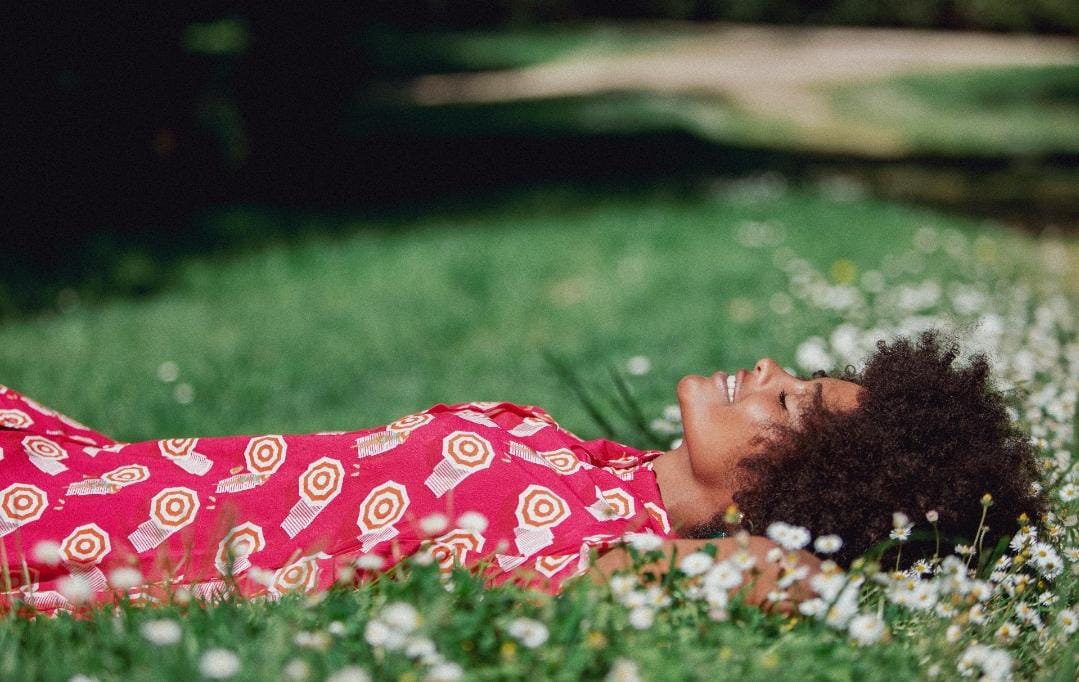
[1,183,1076,680]
[369,65,1079,158]
[831,66,1079,156]
[0,183,1042,442]
[358,23,1079,159]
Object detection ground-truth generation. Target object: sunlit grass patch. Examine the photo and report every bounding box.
[1,186,1076,680]
[831,66,1079,156]
[0,184,984,442]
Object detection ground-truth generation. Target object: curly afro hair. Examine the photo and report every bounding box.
[689,330,1047,568]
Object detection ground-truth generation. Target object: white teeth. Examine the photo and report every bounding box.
[726,375,736,402]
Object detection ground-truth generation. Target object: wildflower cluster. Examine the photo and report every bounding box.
[610,525,822,627]
[697,224,1079,678]
[5,217,1076,682]
[363,601,461,680]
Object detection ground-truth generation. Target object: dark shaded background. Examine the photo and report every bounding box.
[7,2,1078,316]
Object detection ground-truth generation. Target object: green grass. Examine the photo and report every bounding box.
[0,185,1005,443]
[361,25,1079,159]
[351,90,797,157]
[3,564,928,681]
[357,23,676,76]
[391,65,1079,158]
[831,66,1079,155]
[1,186,1076,680]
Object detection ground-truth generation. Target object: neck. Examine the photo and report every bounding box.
[651,442,734,536]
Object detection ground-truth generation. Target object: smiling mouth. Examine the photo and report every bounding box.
[710,370,741,404]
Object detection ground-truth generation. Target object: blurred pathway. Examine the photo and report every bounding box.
[405,24,1079,154]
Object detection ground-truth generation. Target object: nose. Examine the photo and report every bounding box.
[753,358,799,393]
[754,357,783,382]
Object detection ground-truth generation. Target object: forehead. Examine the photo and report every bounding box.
[819,378,862,413]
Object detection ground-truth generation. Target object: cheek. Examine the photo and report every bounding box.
[681,398,777,485]
[678,382,736,483]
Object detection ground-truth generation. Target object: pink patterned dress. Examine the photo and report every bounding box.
[0,385,674,613]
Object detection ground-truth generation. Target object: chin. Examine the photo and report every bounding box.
[676,374,707,402]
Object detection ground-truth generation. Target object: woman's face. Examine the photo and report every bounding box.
[675,358,863,487]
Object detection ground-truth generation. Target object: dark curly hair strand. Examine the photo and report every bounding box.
[687,330,1047,569]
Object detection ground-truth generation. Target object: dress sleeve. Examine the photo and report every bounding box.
[577,437,663,469]
[426,402,563,435]
[0,385,115,447]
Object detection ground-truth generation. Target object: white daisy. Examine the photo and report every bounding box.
[848,613,886,646]
[326,667,371,682]
[419,513,449,536]
[108,567,143,590]
[625,356,651,376]
[355,554,386,571]
[57,575,93,604]
[968,604,988,625]
[506,618,549,649]
[1059,482,1078,502]
[766,522,811,551]
[199,649,241,679]
[703,561,743,591]
[678,551,713,577]
[364,619,405,651]
[381,602,421,634]
[946,624,962,643]
[283,659,310,681]
[139,619,182,646]
[994,622,1019,643]
[425,662,464,682]
[1057,608,1078,635]
[605,658,642,682]
[889,525,913,542]
[798,598,826,617]
[405,637,441,665]
[608,574,637,600]
[31,540,62,566]
[813,534,843,554]
[623,532,664,553]
[456,511,489,533]
[627,606,654,630]
[729,549,757,571]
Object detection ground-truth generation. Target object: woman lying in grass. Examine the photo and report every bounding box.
[0,331,1045,614]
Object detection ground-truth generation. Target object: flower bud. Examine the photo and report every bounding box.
[723,504,742,525]
[925,510,939,523]
[981,493,993,507]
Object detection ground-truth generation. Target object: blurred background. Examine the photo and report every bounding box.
[3,2,1078,440]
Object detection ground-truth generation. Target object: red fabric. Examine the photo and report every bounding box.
[0,386,674,613]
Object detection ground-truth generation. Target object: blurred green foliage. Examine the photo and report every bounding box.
[0,184,1031,442]
[183,18,249,56]
[10,7,1077,322]
[377,0,1079,32]
[357,23,673,75]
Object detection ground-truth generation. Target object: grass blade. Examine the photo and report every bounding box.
[542,351,618,439]
[605,363,666,449]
